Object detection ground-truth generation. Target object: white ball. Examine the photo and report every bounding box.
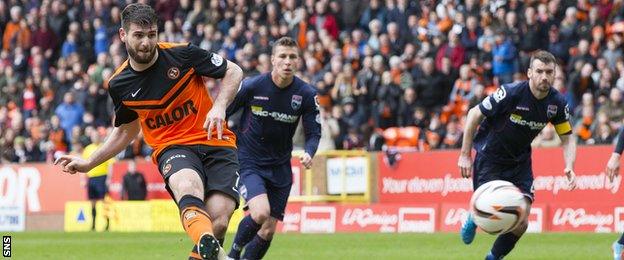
[470,180,528,235]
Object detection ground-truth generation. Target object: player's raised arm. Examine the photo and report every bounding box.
[213,60,244,109]
[607,127,624,182]
[206,60,243,140]
[54,119,140,174]
[185,44,243,140]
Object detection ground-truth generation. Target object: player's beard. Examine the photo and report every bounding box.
[127,44,156,64]
[538,80,551,92]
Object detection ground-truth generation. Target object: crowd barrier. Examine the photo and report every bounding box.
[1,145,622,232]
[377,146,623,232]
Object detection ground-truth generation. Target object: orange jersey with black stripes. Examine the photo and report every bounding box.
[108,42,236,163]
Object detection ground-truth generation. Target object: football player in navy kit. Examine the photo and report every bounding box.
[458,50,577,259]
[608,127,624,260]
[226,37,321,260]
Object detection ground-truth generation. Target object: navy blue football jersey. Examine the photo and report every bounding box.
[474,81,572,164]
[227,73,321,166]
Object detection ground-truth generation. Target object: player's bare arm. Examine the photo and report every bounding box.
[54,119,141,174]
[559,134,577,190]
[459,106,485,178]
[205,60,243,140]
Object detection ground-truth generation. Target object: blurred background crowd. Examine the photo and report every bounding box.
[1,0,624,164]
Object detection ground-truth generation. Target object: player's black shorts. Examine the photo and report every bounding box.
[87,175,107,200]
[239,162,292,221]
[156,145,240,207]
[473,153,534,202]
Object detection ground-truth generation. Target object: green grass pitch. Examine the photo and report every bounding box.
[5,232,617,259]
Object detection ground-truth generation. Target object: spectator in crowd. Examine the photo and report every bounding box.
[441,117,463,149]
[460,15,481,58]
[518,7,546,70]
[414,57,447,114]
[359,0,386,33]
[48,115,68,155]
[568,62,596,110]
[2,6,30,51]
[443,64,477,123]
[375,71,402,128]
[436,30,465,71]
[397,87,418,127]
[3,0,624,160]
[310,1,339,40]
[55,92,84,141]
[491,32,516,85]
[121,160,147,201]
[603,39,622,71]
[598,88,624,131]
[593,122,615,145]
[532,125,562,148]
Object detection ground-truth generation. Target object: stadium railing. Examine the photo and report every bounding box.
[289,150,372,203]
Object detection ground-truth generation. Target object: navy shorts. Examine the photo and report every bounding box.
[239,163,292,221]
[87,175,107,200]
[156,145,240,207]
[473,153,534,202]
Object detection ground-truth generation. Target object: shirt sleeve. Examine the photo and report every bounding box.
[615,127,624,155]
[551,100,572,136]
[226,78,252,117]
[478,85,512,118]
[186,44,227,79]
[302,88,321,157]
[109,88,138,127]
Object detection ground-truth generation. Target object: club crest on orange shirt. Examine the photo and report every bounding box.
[167,67,180,79]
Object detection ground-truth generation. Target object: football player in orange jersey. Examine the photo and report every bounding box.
[55,3,243,260]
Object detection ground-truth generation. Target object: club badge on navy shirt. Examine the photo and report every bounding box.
[291,95,302,110]
[547,105,557,119]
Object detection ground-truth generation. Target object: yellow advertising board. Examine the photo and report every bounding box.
[65,199,245,233]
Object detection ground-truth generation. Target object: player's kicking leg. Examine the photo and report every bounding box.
[168,169,221,260]
[612,233,624,260]
[485,198,532,260]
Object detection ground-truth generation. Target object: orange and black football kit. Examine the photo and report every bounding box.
[108,42,240,203]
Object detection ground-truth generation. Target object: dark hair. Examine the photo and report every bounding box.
[272,37,299,53]
[530,50,558,67]
[121,3,158,30]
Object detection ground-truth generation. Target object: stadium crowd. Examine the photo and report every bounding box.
[1,0,624,163]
